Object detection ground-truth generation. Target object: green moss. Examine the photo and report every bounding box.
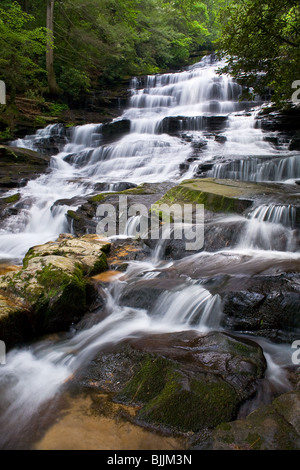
[120,184,148,195]
[88,184,152,204]
[2,193,20,204]
[88,193,107,203]
[117,354,239,433]
[119,356,170,404]
[150,206,174,223]
[155,186,235,213]
[34,116,47,126]
[217,422,232,432]
[0,128,13,142]
[227,339,252,355]
[245,432,262,450]
[142,377,238,432]
[22,249,56,268]
[88,252,108,276]
[22,248,36,268]
[67,210,81,221]
[98,242,111,254]
[37,264,73,292]
[34,263,87,328]
[154,181,253,214]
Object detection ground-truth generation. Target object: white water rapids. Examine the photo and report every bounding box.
[0,55,299,448]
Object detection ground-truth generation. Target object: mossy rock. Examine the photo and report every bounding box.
[153,178,300,216]
[88,183,153,204]
[100,331,267,434]
[67,209,81,221]
[0,234,111,347]
[1,256,87,335]
[34,262,87,332]
[0,193,21,204]
[22,234,110,276]
[153,179,257,215]
[211,391,300,450]
[118,355,238,432]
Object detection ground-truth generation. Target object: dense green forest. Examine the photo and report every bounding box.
[217,0,300,106]
[0,0,299,134]
[0,0,225,104]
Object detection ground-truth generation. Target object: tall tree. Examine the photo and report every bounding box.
[46,0,60,95]
[0,2,46,103]
[216,0,300,105]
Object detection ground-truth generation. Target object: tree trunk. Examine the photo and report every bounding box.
[20,0,29,12]
[46,0,60,96]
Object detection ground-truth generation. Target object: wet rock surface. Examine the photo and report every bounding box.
[1,58,300,451]
[220,273,300,343]
[0,234,111,348]
[77,330,267,433]
[0,145,50,193]
[208,390,300,450]
[258,106,300,133]
[101,119,131,144]
[157,115,229,135]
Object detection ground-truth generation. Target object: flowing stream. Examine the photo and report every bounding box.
[0,55,299,449]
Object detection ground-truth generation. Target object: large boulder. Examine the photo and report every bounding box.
[153,178,300,215]
[79,330,267,434]
[221,273,300,343]
[210,391,300,450]
[0,234,110,348]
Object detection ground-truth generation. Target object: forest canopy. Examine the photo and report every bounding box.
[0,0,299,108]
[0,0,225,103]
[216,0,300,106]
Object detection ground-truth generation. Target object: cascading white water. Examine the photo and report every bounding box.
[0,259,222,448]
[248,204,297,228]
[151,284,223,331]
[0,55,265,262]
[124,215,142,237]
[236,204,299,252]
[11,123,66,152]
[208,153,300,182]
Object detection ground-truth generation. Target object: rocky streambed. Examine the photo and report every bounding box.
[0,172,300,450]
[1,56,300,450]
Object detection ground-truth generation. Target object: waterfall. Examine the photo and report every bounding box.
[0,268,222,448]
[0,55,298,448]
[124,215,142,237]
[10,123,67,154]
[236,204,299,251]
[247,204,297,228]
[152,284,223,331]
[1,55,258,261]
[208,154,300,182]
